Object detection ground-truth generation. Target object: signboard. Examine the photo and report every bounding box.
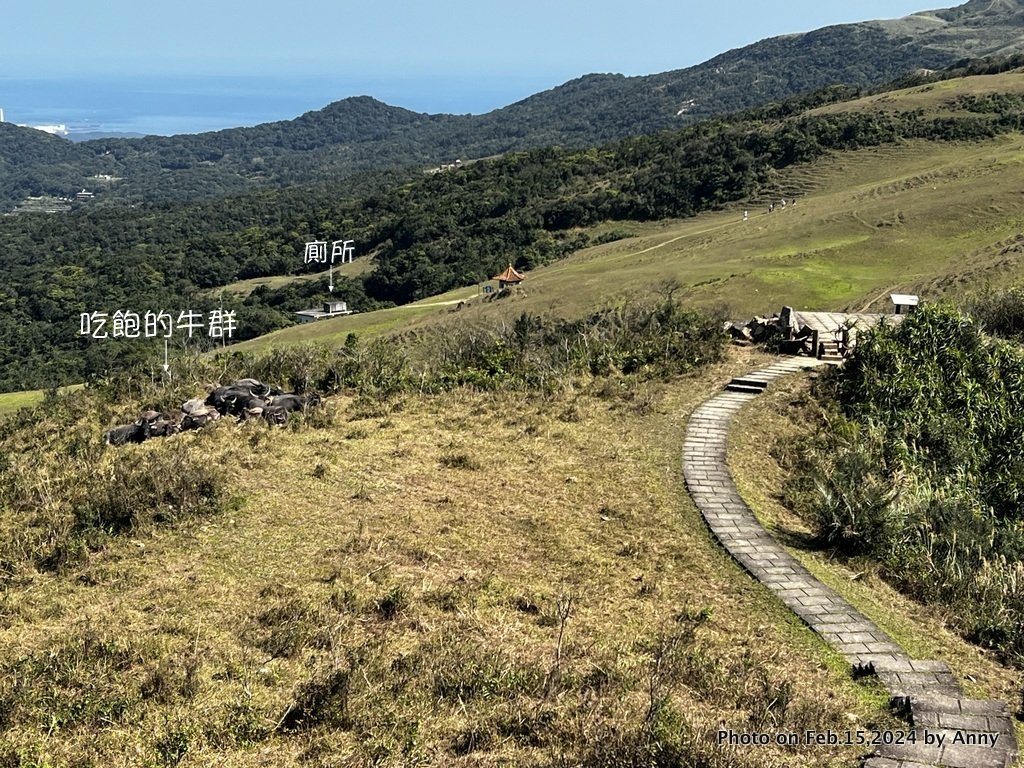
[304,238,355,292]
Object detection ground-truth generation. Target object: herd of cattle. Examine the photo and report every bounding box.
[103,378,322,446]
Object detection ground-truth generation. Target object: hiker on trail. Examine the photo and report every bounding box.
[743,210,749,221]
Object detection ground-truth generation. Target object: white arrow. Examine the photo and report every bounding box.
[328,260,334,292]
[162,338,170,374]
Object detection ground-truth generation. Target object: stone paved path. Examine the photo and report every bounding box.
[683,357,1018,768]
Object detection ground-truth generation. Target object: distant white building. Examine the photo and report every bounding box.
[295,300,354,322]
[890,294,920,315]
[36,124,69,136]
[15,123,69,137]
[429,159,464,174]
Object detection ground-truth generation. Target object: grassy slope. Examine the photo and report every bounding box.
[232,73,1024,354]
[215,257,375,298]
[0,349,899,766]
[808,71,1024,116]
[0,385,83,419]
[0,390,45,418]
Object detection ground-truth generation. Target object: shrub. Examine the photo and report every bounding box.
[426,641,544,702]
[439,451,481,471]
[244,585,334,658]
[425,296,726,390]
[76,444,228,534]
[965,284,1024,341]
[217,698,270,746]
[789,303,1024,662]
[374,586,408,621]
[155,726,193,768]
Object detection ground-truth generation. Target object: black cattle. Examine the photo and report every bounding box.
[205,387,245,415]
[232,378,271,394]
[150,421,181,437]
[228,378,281,398]
[239,395,266,411]
[181,409,221,431]
[104,420,151,446]
[268,393,321,413]
[237,395,268,421]
[149,410,183,437]
[207,379,279,416]
[240,405,264,421]
[260,404,289,426]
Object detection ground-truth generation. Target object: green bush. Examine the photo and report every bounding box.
[426,296,726,390]
[790,303,1024,661]
[965,284,1024,342]
[278,666,354,732]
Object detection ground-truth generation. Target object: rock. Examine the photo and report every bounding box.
[726,323,751,340]
[181,398,206,414]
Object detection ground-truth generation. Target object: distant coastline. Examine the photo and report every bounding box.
[68,131,147,143]
[0,74,333,137]
[0,73,554,137]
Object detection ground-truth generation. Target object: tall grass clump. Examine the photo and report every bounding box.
[965,283,1024,342]
[787,303,1024,661]
[424,295,726,391]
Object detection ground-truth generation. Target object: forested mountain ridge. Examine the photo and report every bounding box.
[4,60,1024,392]
[2,0,1024,210]
[0,98,444,208]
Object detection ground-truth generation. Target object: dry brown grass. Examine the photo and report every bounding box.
[0,348,894,766]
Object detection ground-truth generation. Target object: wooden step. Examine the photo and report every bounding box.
[725,384,766,394]
[817,341,844,363]
[725,379,769,394]
[729,377,769,390]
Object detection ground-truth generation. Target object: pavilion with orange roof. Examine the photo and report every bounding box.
[493,263,526,291]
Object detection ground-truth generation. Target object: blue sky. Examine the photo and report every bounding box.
[3,0,938,114]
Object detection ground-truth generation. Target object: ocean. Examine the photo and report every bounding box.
[0,73,556,138]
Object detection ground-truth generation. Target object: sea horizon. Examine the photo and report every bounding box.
[0,72,564,138]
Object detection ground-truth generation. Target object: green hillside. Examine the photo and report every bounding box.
[236,130,1024,351]
[4,65,1024,392]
